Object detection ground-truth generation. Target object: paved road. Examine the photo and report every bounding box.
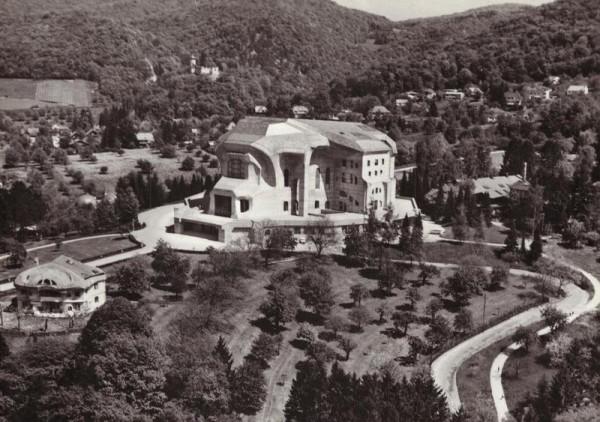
[490,265,600,421]
[430,266,588,414]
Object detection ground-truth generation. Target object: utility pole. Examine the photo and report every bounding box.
[482,293,487,326]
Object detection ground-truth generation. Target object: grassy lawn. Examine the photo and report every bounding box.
[544,240,600,278]
[56,148,220,195]
[0,235,138,281]
[441,223,508,244]
[503,313,598,415]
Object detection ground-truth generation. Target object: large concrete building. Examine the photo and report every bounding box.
[175,117,419,243]
[14,256,106,317]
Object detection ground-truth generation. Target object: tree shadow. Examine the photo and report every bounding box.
[397,355,416,366]
[359,267,380,280]
[370,289,397,299]
[290,339,309,351]
[296,310,323,325]
[381,327,403,339]
[442,299,462,313]
[318,331,338,342]
[250,317,286,335]
[340,301,355,309]
[333,255,364,268]
[395,303,413,311]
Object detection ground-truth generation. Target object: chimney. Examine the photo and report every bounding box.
[523,162,528,181]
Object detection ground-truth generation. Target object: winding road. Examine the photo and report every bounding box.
[490,265,600,421]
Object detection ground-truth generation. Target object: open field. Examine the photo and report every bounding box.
[441,223,509,244]
[0,78,96,110]
[135,254,545,421]
[56,148,219,194]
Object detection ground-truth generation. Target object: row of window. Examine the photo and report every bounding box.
[366,158,385,166]
[368,170,384,177]
[341,160,359,169]
[372,187,383,194]
[341,173,359,184]
[284,201,331,211]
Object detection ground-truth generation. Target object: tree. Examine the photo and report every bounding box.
[504,221,519,254]
[452,206,469,241]
[399,215,411,253]
[407,335,426,361]
[248,332,281,367]
[181,156,195,171]
[392,311,414,336]
[489,265,510,290]
[114,257,151,297]
[348,306,372,331]
[528,228,543,263]
[349,283,369,307]
[114,187,139,226]
[338,336,357,360]
[541,306,568,333]
[306,218,338,256]
[512,325,535,352]
[260,284,300,328]
[4,147,21,167]
[406,287,421,311]
[378,257,404,295]
[0,332,9,362]
[161,145,177,158]
[562,220,584,249]
[409,214,424,259]
[284,360,328,421]
[297,323,317,344]
[325,314,347,337]
[93,199,117,231]
[417,264,440,287]
[152,239,190,297]
[263,227,297,265]
[213,336,233,372]
[342,225,370,264]
[453,309,473,334]
[230,362,266,415]
[425,315,452,350]
[5,239,27,268]
[425,298,443,321]
[298,268,335,318]
[307,341,337,364]
[376,301,390,324]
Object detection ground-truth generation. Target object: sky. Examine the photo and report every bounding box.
[332,0,554,21]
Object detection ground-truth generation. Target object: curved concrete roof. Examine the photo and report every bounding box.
[15,256,104,290]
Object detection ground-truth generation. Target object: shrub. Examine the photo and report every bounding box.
[181,156,195,171]
[202,154,210,162]
[71,170,84,184]
[186,144,195,152]
[307,341,337,363]
[137,159,154,174]
[545,333,572,368]
[100,166,108,174]
[161,145,177,158]
[209,158,219,168]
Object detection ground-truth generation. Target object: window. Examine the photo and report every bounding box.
[240,199,249,213]
[367,160,371,166]
[315,200,320,208]
[354,176,358,184]
[284,201,289,211]
[382,159,385,165]
[95,296,99,303]
[368,171,372,176]
[315,168,320,189]
[375,159,379,165]
[342,173,347,183]
[94,283,98,290]
[228,159,244,179]
[293,201,298,215]
[284,169,290,187]
[325,168,330,185]
[342,159,347,167]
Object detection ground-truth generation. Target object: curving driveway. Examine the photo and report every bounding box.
[490,265,600,421]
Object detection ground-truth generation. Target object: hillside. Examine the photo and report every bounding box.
[0,0,598,119]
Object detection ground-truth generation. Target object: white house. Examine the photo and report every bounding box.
[174,117,416,243]
[254,105,268,114]
[567,85,589,96]
[444,89,465,101]
[292,105,309,117]
[14,256,106,317]
[136,132,154,147]
[200,66,220,81]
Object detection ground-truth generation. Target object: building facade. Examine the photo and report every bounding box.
[175,118,419,243]
[14,256,106,318]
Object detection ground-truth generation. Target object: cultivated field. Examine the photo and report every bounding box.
[0,78,96,110]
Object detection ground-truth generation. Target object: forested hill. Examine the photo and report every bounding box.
[0,0,599,118]
[0,0,388,101]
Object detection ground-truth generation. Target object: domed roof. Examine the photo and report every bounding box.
[15,256,104,290]
[77,194,98,207]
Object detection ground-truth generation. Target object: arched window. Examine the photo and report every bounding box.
[284,169,290,187]
[325,168,330,185]
[315,168,321,189]
[228,159,244,179]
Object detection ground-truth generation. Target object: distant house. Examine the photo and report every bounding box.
[254,105,268,114]
[51,124,69,133]
[77,193,98,208]
[394,164,417,180]
[25,127,39,137]
[444,89,465,101]
[191,128,200,139]
[369,105,391,118]
[190,55,198,74]
[525,85,552,102]
[567,85,589,96]
[422,89,436,100]
[14,255,106,317]
[292,105,309,118]
[465,84,484,98]
[405,91,420,101]
[547,76,560,86]
[51,135,61,148]
[504,92,523,109]
[395,98,410,108]
[136,132,154,147]
[226,122,236,131]
[489,150,505,173]
[200,66,220,81]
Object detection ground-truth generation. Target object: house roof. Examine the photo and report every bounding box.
[426,175,523,202]
[218,117,397,156]
[490,150,505,171]
[370,105,390,114]
[567,85,588,91]
[15,256,104,290]
[292,105,309,114]
[136,132,154,142]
